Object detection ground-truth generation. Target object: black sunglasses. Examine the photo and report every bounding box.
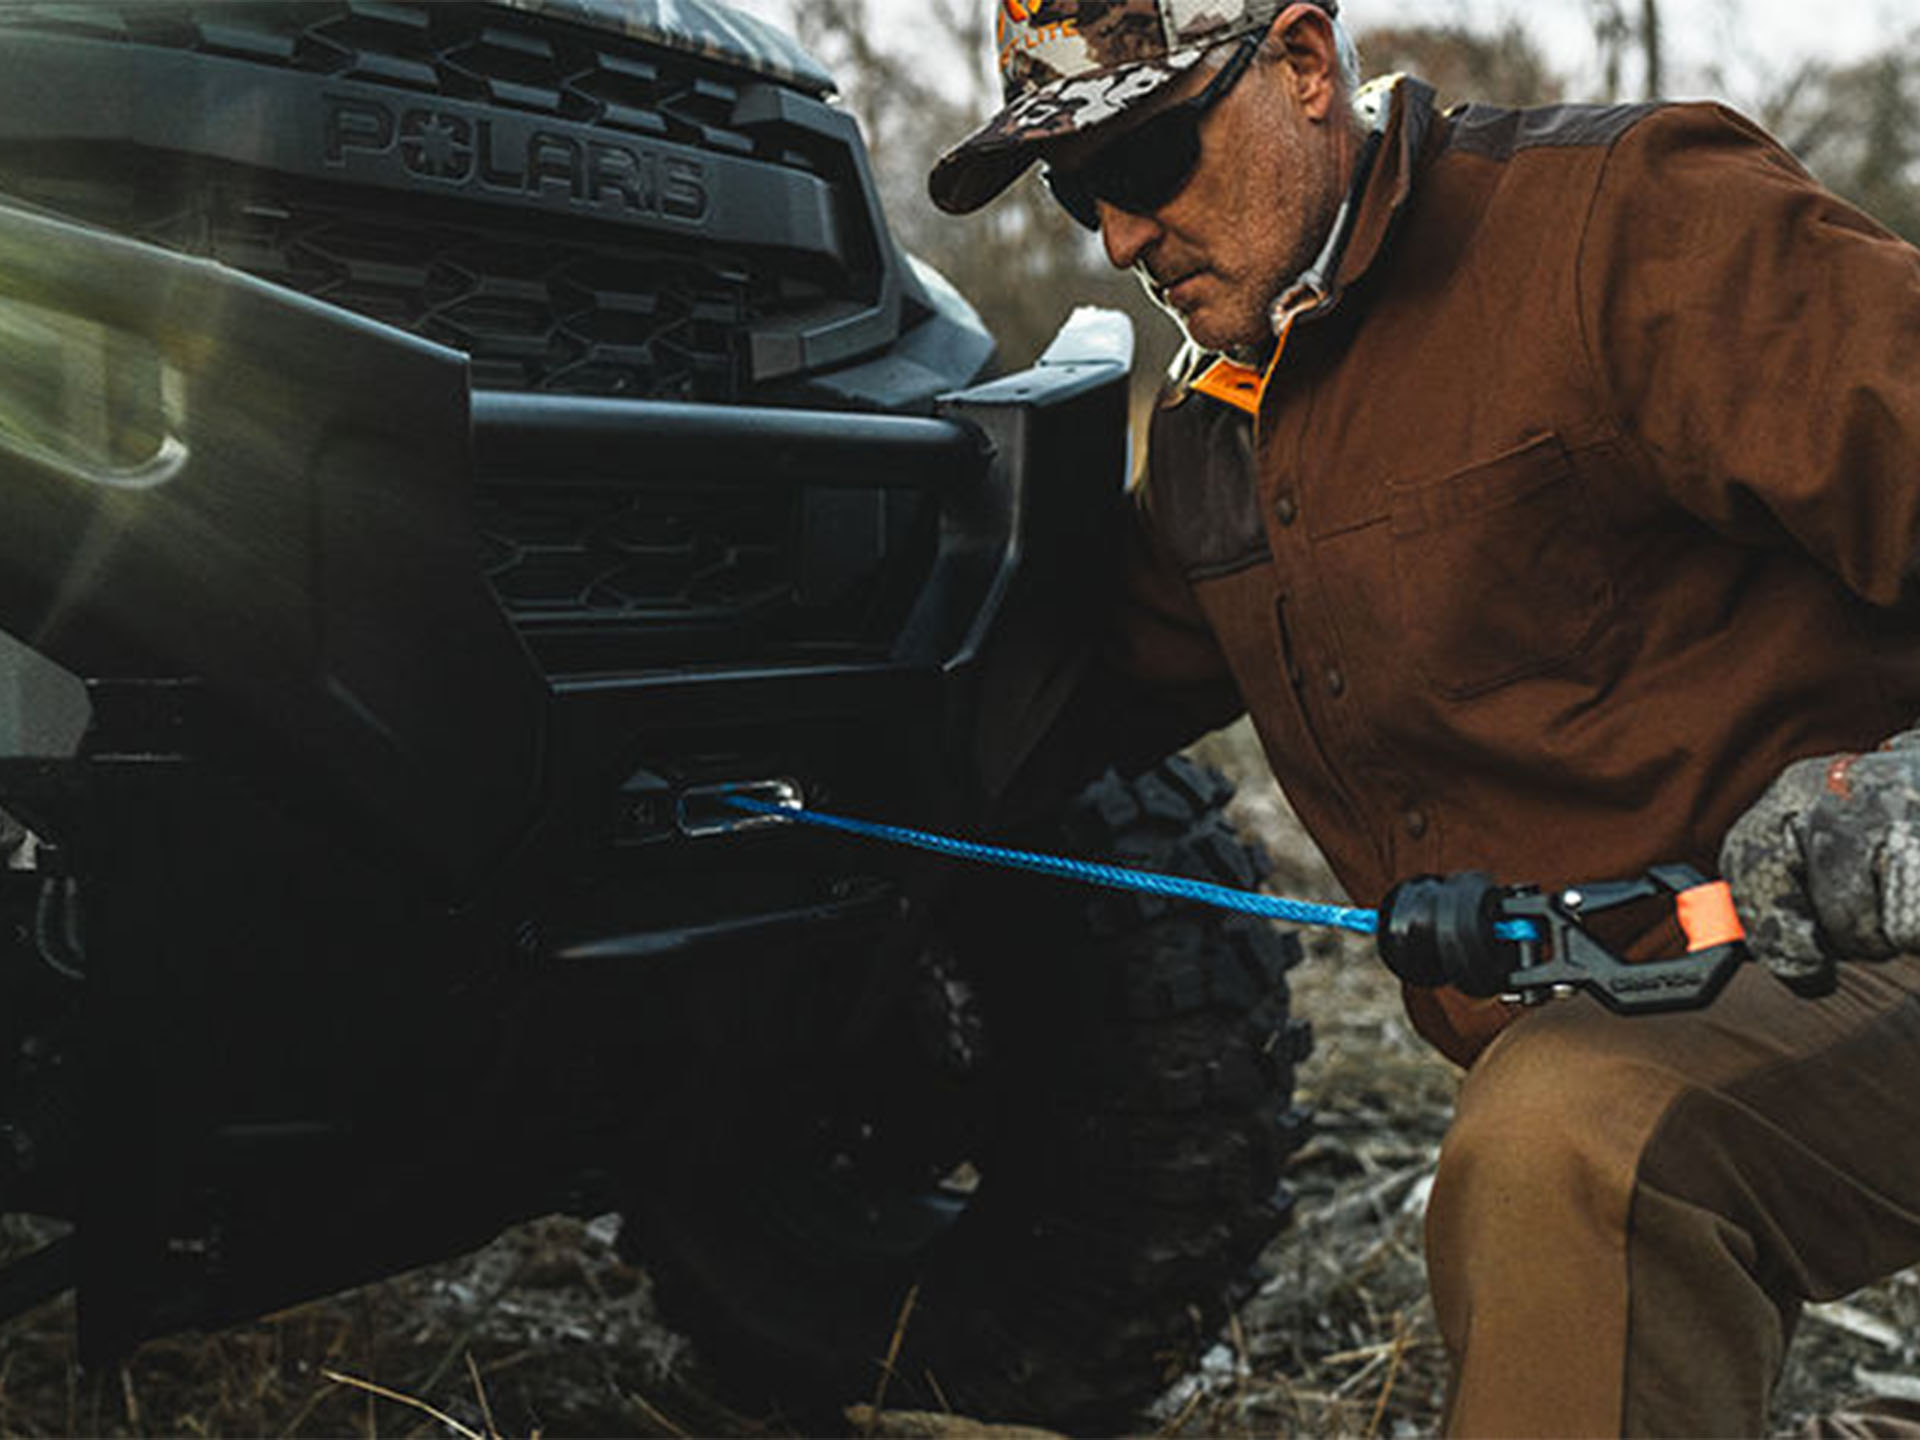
[1042,31,1264,231]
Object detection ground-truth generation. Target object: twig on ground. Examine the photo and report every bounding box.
[620,1384,690,1437]
[1158,1374,1207,1435]
[1365,1319,1410,1440]
[465,1351,499,1439]
[1331,1350,1389,1400]
[924,1367,955,1416]
[867,1281,921,1427]
[475,1348,537,1378]
[324,1368,484,1440]
[1319,1341,1403,1368]
[1853,1367,1920,1403]
[1229,1312,1253,1439]
[120,1362,141,1429]
[1805,1301,1904,1351]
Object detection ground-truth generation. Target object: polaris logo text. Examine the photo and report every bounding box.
[323,96,710,223]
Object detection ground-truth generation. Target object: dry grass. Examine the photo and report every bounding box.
[0,1214,742,1438]
[0,723,1913,1435]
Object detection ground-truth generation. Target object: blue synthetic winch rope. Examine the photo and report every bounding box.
[723,794,1541,944]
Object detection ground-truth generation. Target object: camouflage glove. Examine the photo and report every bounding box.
[1719,729,1920,993]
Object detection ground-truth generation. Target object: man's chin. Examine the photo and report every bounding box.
[1132,269,1264,353]
[1180,308,1266,356]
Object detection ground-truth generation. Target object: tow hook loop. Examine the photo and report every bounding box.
[676,780,803,838]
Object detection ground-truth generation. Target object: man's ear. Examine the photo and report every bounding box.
[1268,2,1341,120]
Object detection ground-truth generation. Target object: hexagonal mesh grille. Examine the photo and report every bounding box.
[133,188,771,400]
[477,485,791,619]
[0,1,859,402]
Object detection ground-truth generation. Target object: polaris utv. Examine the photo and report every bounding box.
[0,0,1309,1426]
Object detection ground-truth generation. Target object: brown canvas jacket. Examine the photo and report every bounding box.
[1113,80,1920,1064]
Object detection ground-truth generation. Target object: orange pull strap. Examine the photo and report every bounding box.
[1677,881,1745,953]
[1189,318,1297,418]
[1192,358,1264,415]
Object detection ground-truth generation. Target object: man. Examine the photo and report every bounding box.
[930,2,1920,1434]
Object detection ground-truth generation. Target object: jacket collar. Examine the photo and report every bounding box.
[1332,75,1438,302]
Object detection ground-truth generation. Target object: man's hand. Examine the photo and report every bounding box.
[1720,730,1920,992]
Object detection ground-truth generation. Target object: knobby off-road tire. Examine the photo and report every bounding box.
[626,756,1312,1431]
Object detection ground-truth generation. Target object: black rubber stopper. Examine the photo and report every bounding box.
[1378,871,1511,997]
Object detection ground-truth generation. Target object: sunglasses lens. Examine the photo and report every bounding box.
[1042,165,1102,230]
[1044,111,1202,230]
[1109,114,1201,211]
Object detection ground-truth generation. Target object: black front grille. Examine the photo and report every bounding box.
[0,2,875,402]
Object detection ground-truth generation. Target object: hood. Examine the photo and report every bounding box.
[496,0,836,96]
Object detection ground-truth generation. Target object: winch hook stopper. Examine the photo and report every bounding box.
[1377,871,1515,997]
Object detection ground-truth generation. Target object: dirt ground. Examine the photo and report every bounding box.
[0,726,1915,1436]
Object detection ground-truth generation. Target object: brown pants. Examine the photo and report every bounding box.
[1427,956,1920,1437]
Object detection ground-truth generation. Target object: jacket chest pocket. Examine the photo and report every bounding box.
[1388,433,1616,698]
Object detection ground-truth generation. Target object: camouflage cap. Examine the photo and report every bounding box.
[929,0,1331,215]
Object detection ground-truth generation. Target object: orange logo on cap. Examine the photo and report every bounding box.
[997,0,1077,63]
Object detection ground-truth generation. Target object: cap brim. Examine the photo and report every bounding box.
[928,49,1207,215]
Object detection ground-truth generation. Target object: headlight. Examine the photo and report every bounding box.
[0,294,183,488]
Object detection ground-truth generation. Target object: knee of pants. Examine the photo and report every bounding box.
[1427,1002,1691,1262]
[1426,1012,1788,1439]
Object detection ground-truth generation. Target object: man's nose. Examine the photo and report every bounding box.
[1099,204,1161,269]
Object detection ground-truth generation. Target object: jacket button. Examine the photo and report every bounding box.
[1274,493,1298,526]
[1325,666,1346,697]
[1405,808,1429,839]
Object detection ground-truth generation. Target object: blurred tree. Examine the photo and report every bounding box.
[1355,22,1562,108]
[1592,0,1630,98]
[1640,0,1663,97]
[1760,37,1920,243]
[1587,0,1663,99]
